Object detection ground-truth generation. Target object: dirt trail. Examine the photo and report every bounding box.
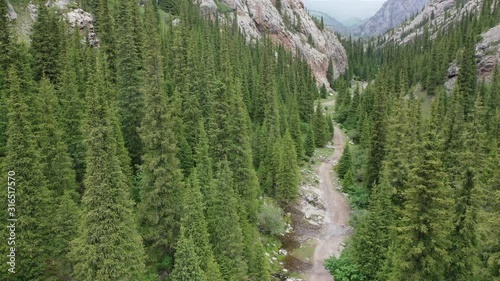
[307,127,351,281]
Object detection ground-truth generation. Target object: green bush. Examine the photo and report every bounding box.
[257,200,286,236]
[325,254,366,281]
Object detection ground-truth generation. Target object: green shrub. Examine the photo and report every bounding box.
[258,200,286,236]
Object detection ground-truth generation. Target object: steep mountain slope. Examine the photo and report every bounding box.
[386,0,483,44]
[355,0,429,37]
[383,0,500,81]
[200,0,348,87]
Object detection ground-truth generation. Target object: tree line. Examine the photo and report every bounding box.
[0,0,334,280]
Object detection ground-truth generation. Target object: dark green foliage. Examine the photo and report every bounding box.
[69,53,145,281]
[181,170,220,276]
[2,60,54,281]
[325,250,366,281]
[207,161,248,280]
[337,144,351,179]
[115,0,144,167]
[36,78,78,195]
[387,120,453,281]
[138,0,184,269]
[171,227,207,281]
[0,0,325,279]
[0,0,10,159]
[31,4,63,82]
[313,102,330,147]
[275,131,300,206]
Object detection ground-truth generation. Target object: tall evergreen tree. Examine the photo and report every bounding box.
[387,120,453,281]
[30,4,63,82]
[58,28,87,186]
[276,131,300,206]
[207,161,248,280]
[170,227,207,281]
[138,0,184,269]
[0,0,11,160]
[115,0,144,167]
[2,62,53,281]
[36,78,78,195]
[69,54,145,281]
[181,170,221,277]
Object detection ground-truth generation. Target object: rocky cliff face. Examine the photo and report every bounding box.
[354,0,428,37]
[199,0,348,87]
[382,0,499,87]
[476,23,500,78]
[386,0,483,45]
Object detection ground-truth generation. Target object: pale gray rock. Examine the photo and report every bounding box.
[386,0,483,45]
[7,0,17,20]
[65,8,99,47]
[358,0,428,37]
[476,24,500,79]
[199,0,348,88]
[199,0,217,19]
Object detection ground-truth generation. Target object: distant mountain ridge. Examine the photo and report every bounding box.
[308,10,351,35]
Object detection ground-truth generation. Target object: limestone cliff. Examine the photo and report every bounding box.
[199,0,348,87]
[355,0,428,37]
[385,0,483,45]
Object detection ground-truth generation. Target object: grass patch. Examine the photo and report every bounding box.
[292,239,316,261]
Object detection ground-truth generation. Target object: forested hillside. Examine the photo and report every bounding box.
[0,0,336,280]
[327,0,500,280]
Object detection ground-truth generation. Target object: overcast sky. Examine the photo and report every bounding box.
[303,0,388,21]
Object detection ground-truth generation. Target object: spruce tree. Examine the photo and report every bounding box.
[138,0,184,268]
[0,0,11,159]
[115,0,144,167]
[181,170,220,275]
[30,4,63,82]
[58,28,86,186]
[313,102,329,147]
[276,131,300,206]
[207,161,248,280]
[352,178,394,280]
[337,144,352,179]
[36,78,78,195]
[170,227,207,281]
[69,54,145,281]
[388,120,453,281]
[2,63,53,281]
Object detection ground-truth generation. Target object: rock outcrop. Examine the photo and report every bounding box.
[385,0,483,45]
[476,23,500,79]
[199,0,348,87]
[355,0,429,37]
[65,8,99,47]
[444,23,500,91]
[7,0,17,20]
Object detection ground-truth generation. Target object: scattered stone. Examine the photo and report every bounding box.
[172,18,180,26]
[278,249,288,256]
[271,257,278,261]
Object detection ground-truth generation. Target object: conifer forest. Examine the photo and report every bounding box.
[0,0,499,280]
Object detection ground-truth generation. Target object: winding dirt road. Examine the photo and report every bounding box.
[307,126,351,281]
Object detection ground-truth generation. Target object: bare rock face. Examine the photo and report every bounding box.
[358,0,428,37]
[65,8,99,47]
[7,0,17,20]
[386,0,482,45]
[199,0,348,87]
[476,24,500,79]
[444,24,500,91]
